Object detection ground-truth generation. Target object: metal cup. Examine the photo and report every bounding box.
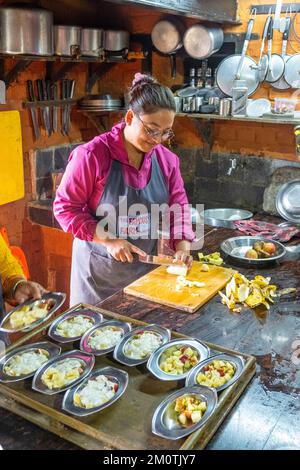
[174,96,182,113]
[219,98,232,116]
[208,96,220,112]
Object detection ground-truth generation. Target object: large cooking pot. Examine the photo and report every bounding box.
[81,28,104,57]
[151,19,184,79]
[0,6,53,55]
[183,24,224,59]
[104,30,130,52]
[54,25,82,56]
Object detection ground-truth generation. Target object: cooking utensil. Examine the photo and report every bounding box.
[26,80,40,141]
[0,111,24,205]
[265,16,285,83]
[61,79,68,136]
[81,28,104,56]
[183,24,224,60]
[272,16,291,89]
[220,236,286,266]
[36,79,51,137]
[0,6,53,55]
[104,30,129,52]
[54,25,81,56]
[216,16,259,97]
[64,79,75,135]
[255,15,272,82]
[52,82,58,133]
[124,261,234,313]
[276,180,300,223]
[200,208,253,229]
[151,19,184,79]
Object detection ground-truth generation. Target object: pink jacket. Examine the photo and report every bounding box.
[53,122,194,250]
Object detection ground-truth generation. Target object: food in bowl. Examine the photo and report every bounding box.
[55,315,94,338]
[196,359,235,388]
[174,394,207,426]
[160,345,199,375]
[73,375,118,409]
[9,299,53,329]
[124,330,162,359]
[245,241,276,260]
[4,349,50,377]
[41,358,84,389]
[88,326,123,350]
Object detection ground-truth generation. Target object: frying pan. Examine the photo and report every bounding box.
[272,16,291,90]
[151,19,184,79]
[216,17,259,97]
[265,16,285,83]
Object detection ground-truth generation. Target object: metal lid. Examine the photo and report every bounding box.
[276,180,300,223]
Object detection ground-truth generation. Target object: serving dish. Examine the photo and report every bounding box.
[80,319,131,355]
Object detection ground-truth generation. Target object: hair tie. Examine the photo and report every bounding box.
[132,72,147,87]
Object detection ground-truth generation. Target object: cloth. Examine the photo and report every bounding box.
[53,121,194,249]
[70,154,169,306]
[0,234,25,299]
[233,219,300,242]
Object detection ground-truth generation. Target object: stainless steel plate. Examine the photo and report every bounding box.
[276,180,300,223]
[32,350,95,395]
[220,236,286,265]
[113,324,171,367]
[147,338,210,381]
[185,353,245,392]
[200,208,253,229]
[48,308,103,343]
[0,341,61,383]
[80,319,131,355]
[0,292,66,334]
[152,385,217,440]
[62,366,128,417]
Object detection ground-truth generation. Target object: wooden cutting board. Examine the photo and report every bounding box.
[0,111,24,205]
[124,261,235,313]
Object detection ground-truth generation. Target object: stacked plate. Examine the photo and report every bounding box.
[78,94,123,112]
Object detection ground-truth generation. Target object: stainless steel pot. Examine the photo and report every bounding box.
[151,19,184,79]
[183,24,224,59]
[0,6,53,55]
[81,28,104,56]
[54,25,82,56]
[104,30,130,51]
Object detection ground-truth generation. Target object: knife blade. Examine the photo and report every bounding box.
[52,82,58,133]
[61,79,67,136]
[42,79,52,136]
[26,80,40,140]
[139,254,191,275]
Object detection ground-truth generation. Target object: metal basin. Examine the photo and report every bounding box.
[220,236,286,266]
[200,208,253,229]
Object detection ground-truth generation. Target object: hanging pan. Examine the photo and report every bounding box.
[255,15,272,82]
[216,13,259,97]
[151,19,184,79]
[272,14,292,89]
[264,16,285,83]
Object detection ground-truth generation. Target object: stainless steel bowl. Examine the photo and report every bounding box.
[48,309,103,343]
[0,341,61,383]
[200,208,253,229]
[276,180,300,223]
[62,366,128,417]
[185,353,245,392]
[80,319,131,356]
[220,236,286,265]
[147,338,210,381]
[151,385,217,440]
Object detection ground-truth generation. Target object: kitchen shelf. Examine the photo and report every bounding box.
[176,112,300,125]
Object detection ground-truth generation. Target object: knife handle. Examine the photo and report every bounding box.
[53,82,58,100]
[36,79,43,101]
[26,80,35,102]
[41,79,48,101]
[61,79,68,100]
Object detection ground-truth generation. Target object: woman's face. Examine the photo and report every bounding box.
[126,108,175,153]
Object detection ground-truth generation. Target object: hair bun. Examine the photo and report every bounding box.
[131,73,156,88]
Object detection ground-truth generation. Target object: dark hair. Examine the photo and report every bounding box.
[128,73,176,114]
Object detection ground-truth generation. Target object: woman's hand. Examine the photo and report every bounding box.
[14,281,48,304]
[174,241,193,268]
[102,239,146,263]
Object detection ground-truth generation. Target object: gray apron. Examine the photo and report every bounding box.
[70,153,169,306]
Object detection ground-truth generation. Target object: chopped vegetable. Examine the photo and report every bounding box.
[198,252,224,266]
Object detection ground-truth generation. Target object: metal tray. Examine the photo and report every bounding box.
[62,366,128,417]
[0,341,61,383]
[47,308,103,343]
[0,304,256,450]
[220,236,286,266]
[200,208,253,229]
[80,319,131,355]
[0,292,66,334]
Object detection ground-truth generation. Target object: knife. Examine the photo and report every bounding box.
[65,79,75,135]
[26,80,40,140]
[139,254,191,275]
[61,79,68,136]
[36,79,51,136]
[52,82,58,133]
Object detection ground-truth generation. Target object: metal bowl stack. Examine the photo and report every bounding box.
[78,94,123,112]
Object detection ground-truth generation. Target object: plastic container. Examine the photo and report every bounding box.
[274,97,297,114]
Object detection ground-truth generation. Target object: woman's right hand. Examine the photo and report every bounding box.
[100,239,146,263]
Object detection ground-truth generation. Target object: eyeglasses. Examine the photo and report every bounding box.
[136,114,175,141]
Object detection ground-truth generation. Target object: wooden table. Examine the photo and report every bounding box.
[1,218,300,450]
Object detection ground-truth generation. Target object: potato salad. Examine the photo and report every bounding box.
[196,359,235,388]
[160,345,199,375]
[74,375,118,409]
[55,315,94,338]
[124,331,162,359]
[4,349,49,377]
[88,326,123,350]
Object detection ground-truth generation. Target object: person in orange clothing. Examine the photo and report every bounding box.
[0,233,47,315]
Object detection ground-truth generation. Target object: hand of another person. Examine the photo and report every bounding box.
[14,280,48,304]
[102,239,146,263]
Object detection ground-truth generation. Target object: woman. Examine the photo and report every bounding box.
[54,73,194,306]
